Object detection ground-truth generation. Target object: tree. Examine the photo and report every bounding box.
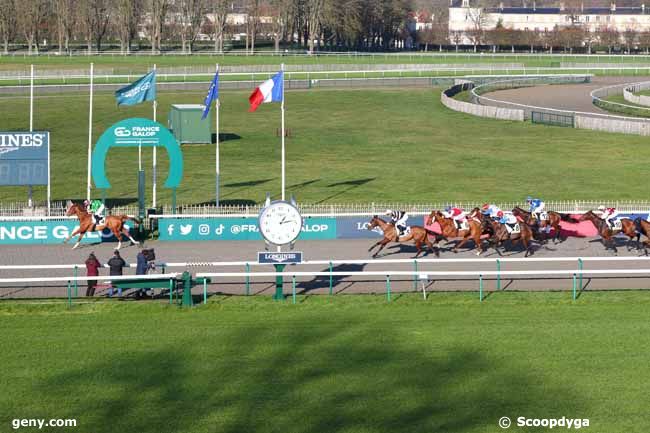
[178,0,207,53]
[210,0,229,52]
[638,31,650,54]
[466,0,491,52]
[15,0,49,54]
[0,0,17,54]
[149,0,171,53]
[245,0,261,53]
[306,0,325,54]
[53,0,76,54]
[116,0,143,54]
[78,0,112,53]
[598,26,620,54]
[623,26,638,54]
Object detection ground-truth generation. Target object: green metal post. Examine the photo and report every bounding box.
[273,264,286,300]
[479,274,483,302]
[413,260,418,290]
[572,273,577,301]
[328,261,333,295]
[578,258,583,293]
[168,278,173,304]
[203,278,207,304]
[292,276,296,304]
[386,275,391,302]
[67,280,72,308]
[245,263,250,295]
[182,271,193,307]
[496,259,501,290]
[73,265,78,297]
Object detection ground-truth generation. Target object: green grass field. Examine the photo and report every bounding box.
[2,87,649,205]
[0,292,648,433]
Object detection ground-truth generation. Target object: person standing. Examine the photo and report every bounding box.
[135,248,154,299]
[84,252,101,297]
[107,250,126,297]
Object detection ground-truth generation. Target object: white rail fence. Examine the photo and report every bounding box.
[623,81,650,107]
[2,200,650,220]
[3,257,650,303]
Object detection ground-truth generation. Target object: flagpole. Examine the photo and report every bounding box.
[152,64,157,208]
[28,64,33,207]
[215,63,220,207]
[86,62,94,202]
[281,63,285,201]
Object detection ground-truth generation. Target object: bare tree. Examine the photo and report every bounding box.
[178,0,207,53]
[598,26,620,54]
[306,0,325,53]
[245,0,261,53]
[466,0,491,52]
[638,31,650,55]
[53,0,76,54]
[15,0,49,54]
[116,0,143,54]
[78,0,112,53]
[149,0,171,53]
[0,0,17,54]
[269,0,292,52]
[623,26,638,54]
[210,0,229,52]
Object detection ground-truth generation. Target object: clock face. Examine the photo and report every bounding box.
[258,201,303,245]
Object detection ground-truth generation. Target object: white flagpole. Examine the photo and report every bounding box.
[281,63,285,201]
[215,63,220,207]
[152,64,157,208]
[86,62,94,201]
[28,64,34,207]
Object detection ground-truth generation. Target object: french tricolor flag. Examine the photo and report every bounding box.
[248,71,284,112]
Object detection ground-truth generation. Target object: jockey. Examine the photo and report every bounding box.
[598,205,619,229]
[384,209,409,236]
[526,196,545,220]
[497,211,518,233]
[443,206,466,230]
[85,199,105,225]
[481,203,501,220]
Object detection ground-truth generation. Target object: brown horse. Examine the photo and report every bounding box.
[426,211,484,255]
[580,210,638,253]
[512,207,575,243]
[64,201,140,250]
[488,218,535,257]
[634,217,650,254]
[366,216,441,258]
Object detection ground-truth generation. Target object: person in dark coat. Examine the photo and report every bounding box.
[85,252,101,297]
[107,250,126,297]
[135,248,153,299]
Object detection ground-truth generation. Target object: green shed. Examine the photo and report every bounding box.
[168,104,212,144]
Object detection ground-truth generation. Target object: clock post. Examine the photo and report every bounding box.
[258,195,303,301]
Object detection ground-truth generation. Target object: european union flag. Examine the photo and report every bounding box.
[201,72,219,120]
[115,71,156,106]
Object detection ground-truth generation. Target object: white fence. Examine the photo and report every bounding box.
[623,81,650,107]
[3,200,650,220]
[441,88,525,121]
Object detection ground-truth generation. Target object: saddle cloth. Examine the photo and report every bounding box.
[611,220,622,231]
[506,223,521,234]
[458,220,469,231]
[538,211,548,221]
[396,226,411,237]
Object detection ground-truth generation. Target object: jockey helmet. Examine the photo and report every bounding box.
[526,196,532,202]
[445,206,452,212]
[83,199,90,207]
[384,209,392,216]
[497,211,504,217]
[598,205,606,211]
[482,203,489,210]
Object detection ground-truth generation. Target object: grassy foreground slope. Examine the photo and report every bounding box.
[1,88,648,204]
[0,292,648,433]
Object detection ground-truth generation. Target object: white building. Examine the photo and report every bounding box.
[449,0,650,44]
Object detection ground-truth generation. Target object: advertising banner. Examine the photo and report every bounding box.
[335,216,385,239]
[158,217,336,241]
[0,132,49,186]
[0,220,134,245]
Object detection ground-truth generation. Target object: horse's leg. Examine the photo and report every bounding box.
[453,232,470,253]
[72,232,85,249]
[368,240,383,252]
[113,227,123,250]
[122,227,139,246]
[373,239,390,258]
[414,240,422,258]
[64,228,80,244]
[424,236,438,257]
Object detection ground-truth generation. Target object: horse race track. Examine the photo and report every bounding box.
[0,292,648,433]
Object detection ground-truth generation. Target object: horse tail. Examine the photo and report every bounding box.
[425,229,445,242]
[124,215,141,224]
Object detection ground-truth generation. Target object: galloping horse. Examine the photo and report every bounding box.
[366,216,441,258]
[579,210,638,252]
[488,218,535,257]
[426,211,484,255]
[512,207,575,243]
[634,217,650,253]
[64,201,141,250]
